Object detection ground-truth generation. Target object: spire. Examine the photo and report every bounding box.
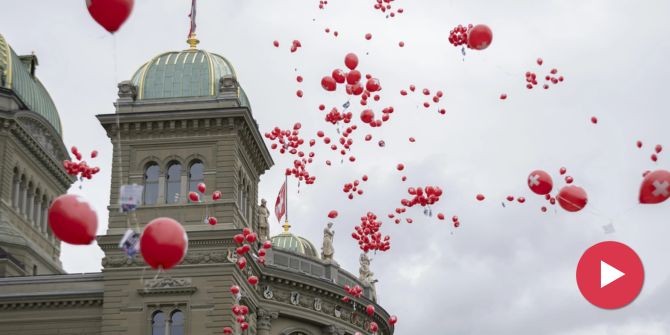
[186,0,199,49]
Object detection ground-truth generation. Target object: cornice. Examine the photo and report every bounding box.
[2,115,73,189]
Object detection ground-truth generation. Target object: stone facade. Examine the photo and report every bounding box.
[0,43,395,335]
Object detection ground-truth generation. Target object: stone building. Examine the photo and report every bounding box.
[0,33,394,335]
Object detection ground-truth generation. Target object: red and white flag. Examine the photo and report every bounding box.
[275,180,287,223]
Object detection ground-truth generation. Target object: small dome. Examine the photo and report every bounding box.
[271,232,319,259]
[0,34,62,135]
[131,49,244,102]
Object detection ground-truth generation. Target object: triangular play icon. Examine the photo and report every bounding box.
[601,260,625,288]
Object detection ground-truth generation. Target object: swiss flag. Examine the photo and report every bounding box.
[275,180,287,223]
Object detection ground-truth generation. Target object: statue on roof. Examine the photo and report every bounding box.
[321,222,335,262]
[257,199,270,243]
[359,252,378,302]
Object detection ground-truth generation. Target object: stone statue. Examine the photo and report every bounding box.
[257,199,270,242]
[359,252,378,302]
[321,222,335,262]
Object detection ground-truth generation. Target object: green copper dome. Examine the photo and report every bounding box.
[131,49,249,104]
[271,232,319,259]
[0,34,62,135]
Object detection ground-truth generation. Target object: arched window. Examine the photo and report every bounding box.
[188,161,204,196]
[170,310,185,335]
[151,311,166,335]
[166,162,182,204]
[143,163,160,205]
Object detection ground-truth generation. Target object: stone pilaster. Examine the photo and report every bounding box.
[257,308,278,335]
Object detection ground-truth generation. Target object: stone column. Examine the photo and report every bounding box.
[26,188,34,222]
[256,309,278,335]
[19,182,27,214]
[34,199,42,232]
[157,175,166,204]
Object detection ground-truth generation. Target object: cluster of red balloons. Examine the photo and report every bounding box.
[351,212,391,252]
[265,123,317,184]
[371,0,404,18]
[186,183,222,225]
[48,194,98,245]
[86,0,134,33]
[448,24,493,50]
[324,27,339,37]
[343,284,363,300]
[322,53,387,107]
[233,228,271,269]
[323,106,353,124]
[318,0,328,9]
[448,24,472,47]
[343,176,368,199]
[527,169,588,212]
[63,146,101,180]
[225,284,252,333]
[401,186,443,208]
[526,59,564,90]
[400,85,446,114]
[140,217,188,270]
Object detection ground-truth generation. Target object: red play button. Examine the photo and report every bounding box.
[576,241,644,309]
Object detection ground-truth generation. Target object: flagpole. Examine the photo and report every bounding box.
[283,174,290,233]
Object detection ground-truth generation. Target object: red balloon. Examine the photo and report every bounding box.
[345,53,359,70]
[140,218,188,270]
[397,163,404,171]
[47,194,98,245]
[223,327,233,334]
[591,116,598,124]
[557,185,588,212]
[369,322,379,333]
[208,217,217,226]
[263,240,273,249]
[321,76,337,91]
[197,183,206,194]
[655,144,663,154]
[360,109,375,124]
[233,234,245,244]
[90,150,98,158]
[476,194,485,201]
[639,170,670,204]
[389,315,398,325]
[366,304,375,316]
[230,285,240,295]
[236,256,247,270]
[212,191,222,201]
[188,191,200,202]
[332,69,346,83]
[247,276,259,285]
[527,170,553,195]
[246,232,257,243]
[328,210,338,219]
[365,33,372,40]
[366,78,381,92]
[86,0,134,33]
[467,24,493,50]
[347,70,362,85]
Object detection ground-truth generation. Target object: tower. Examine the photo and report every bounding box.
[0,34,72,277]
[95,38,273,333]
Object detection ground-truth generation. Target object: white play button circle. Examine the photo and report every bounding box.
[600,260,625,288]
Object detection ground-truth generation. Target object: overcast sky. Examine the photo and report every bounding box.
[3,0,670,334]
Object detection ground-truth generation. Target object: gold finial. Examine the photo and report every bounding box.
[282,220,291,233]
[187,32,200,50]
